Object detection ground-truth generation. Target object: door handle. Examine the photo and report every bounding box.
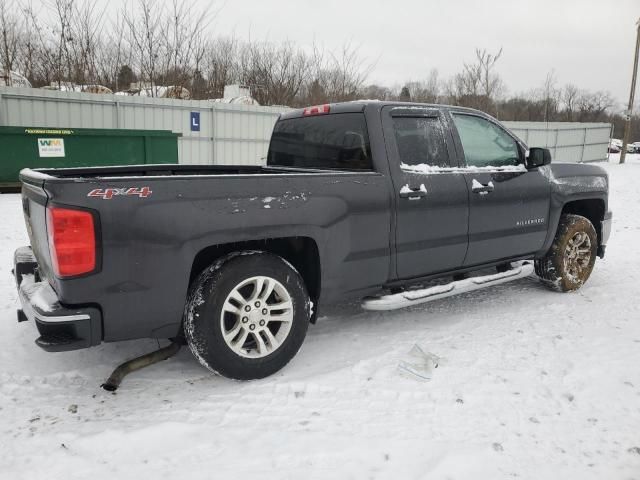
[399,184,428,200]
[471,179,494,195]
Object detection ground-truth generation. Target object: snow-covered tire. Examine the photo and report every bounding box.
[184,251,310,380]
[535,214,597,292]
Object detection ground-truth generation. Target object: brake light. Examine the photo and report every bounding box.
[303,104,330,116]
[46,207,96,277]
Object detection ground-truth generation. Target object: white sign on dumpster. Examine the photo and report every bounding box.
[37,138,65,157]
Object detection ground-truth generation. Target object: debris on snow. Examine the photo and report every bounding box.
[397,344,442,382]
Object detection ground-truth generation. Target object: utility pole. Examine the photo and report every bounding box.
[621,18,640,164]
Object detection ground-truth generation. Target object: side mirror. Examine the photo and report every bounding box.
[527,147,551,168]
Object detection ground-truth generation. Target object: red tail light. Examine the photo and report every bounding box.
[46,207,96,277]
[303,104,330,116]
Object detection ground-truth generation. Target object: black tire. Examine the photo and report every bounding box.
[184,251,310,380]
[535,214,598,292]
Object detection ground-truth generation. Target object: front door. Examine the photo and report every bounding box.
[449,111,551,266]
[382,106,469,280]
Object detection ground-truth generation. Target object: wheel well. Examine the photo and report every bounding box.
[189,237,321,307]
[561,199,605,244]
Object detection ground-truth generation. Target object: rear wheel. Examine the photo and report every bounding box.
[535,214,597,292]
[184,252,310,380]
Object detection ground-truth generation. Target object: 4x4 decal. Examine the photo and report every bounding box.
[87,187,152,200]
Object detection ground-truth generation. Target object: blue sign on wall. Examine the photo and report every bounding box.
[190,112,200,132]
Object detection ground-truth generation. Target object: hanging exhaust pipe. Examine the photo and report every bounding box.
[101,341,181,392]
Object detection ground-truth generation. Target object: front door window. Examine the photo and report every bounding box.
[452,114,521,168]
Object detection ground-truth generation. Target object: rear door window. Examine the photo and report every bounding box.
[392,116,450,168]
[267,113,372,170]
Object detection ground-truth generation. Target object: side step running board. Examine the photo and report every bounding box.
[361,262,534,311]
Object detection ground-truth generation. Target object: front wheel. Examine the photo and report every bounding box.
[184,252,310,380]
[535,214,598,292]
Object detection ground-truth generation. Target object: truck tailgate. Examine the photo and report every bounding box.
[20,178,55,284]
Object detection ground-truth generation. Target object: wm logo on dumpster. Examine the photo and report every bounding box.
[38,139,63,147]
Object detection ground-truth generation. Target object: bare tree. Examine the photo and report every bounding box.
[70,0,106,85]
[317,42,372,103]
[446,47,504,114]
[203,37,239,98]
[19,1,58,86]
[0,0,21,83]
[476,48,503,100]
[161,0,211,90]
[2,0,374,104]
[248,41,309,105]
[15,2,38,84]
[577,90,615,122]
[561,83,580,121]
[16,1,626,124]
[538,70,560,122]
[358,83,393,101]
[124,0,166,94]
[404,69,441,103]
[50,0,74,87]
[97,12,129,90]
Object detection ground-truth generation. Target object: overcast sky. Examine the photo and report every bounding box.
[195,0,637,108]
[42,0,637,107]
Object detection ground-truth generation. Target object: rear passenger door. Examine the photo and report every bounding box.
[382,106,469,280]
[449,111,550,266]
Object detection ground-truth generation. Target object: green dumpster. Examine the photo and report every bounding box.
[0,126,180,189]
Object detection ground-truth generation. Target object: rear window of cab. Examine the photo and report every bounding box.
[267,113,373,171]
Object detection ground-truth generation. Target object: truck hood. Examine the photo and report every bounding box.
[540,162,608,194]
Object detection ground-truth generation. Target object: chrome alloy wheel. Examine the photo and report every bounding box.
[563,231,592,282]
[220,276,294,358]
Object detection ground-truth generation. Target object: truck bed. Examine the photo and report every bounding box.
[18,164,391,344]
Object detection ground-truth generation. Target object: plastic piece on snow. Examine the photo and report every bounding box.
[397,344,443,381]
[398,361,432,381]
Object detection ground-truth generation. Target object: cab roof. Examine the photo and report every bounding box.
[278,100,486,121]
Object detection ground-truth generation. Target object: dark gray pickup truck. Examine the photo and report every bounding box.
[14,101,612,379]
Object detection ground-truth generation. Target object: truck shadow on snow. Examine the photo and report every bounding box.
[8,275,564,394]
[86,276,551,390]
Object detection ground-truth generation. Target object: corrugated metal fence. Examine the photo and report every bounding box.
[0,87,288,166]
[503,121,612,163]
[0,87,611,164]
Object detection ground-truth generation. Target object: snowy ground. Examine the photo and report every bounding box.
[1,156,640,480]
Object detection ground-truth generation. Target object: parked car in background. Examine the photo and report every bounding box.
[608,141,621,153]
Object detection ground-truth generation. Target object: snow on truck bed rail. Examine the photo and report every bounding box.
[401,162,527,173]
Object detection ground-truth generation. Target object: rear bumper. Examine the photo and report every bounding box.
[14,246,102,352]
[598,211,612,258]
